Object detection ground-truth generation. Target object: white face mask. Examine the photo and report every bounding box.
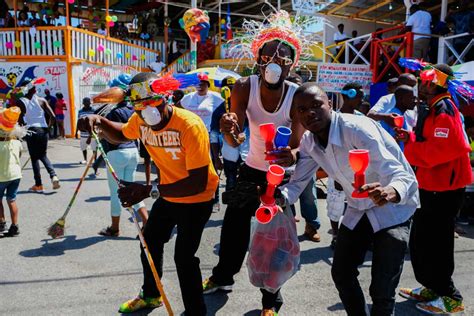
[264,63,282,85]
[141,106,162,126]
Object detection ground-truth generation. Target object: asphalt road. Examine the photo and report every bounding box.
[1,139,473,316]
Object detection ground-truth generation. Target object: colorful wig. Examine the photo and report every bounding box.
[399,58,474,107]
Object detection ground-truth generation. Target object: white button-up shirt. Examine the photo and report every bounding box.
[281,112,419,232]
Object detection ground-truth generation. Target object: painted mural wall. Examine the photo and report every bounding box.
[0,61,73,134]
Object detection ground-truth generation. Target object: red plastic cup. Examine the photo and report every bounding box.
[260,123,276,152]
[267,164,285,186]
[393,115,404,128]
[349,149,370,198]
[256,204,278,224]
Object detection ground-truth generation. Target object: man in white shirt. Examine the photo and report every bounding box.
[279,83,419,315]
[404,4,432,60]
[180,73,224,132]
[368,73,418,130]
[334,23,348,43]
[148,56,166,74]
[334,23,349,63]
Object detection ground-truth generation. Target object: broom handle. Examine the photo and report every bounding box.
[21,157,31,170]
[60,155,95,220]
[91,132,174,316]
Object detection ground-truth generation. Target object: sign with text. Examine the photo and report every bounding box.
[316,63,372,94]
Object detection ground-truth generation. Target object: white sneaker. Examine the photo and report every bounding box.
[52,176,60,190]
[80,160,87,164]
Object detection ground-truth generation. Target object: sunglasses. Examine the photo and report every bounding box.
[132,98,164,111]
[260,55,294,66]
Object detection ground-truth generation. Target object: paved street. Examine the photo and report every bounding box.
[1,139,473,316]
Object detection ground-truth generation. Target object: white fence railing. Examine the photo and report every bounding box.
[160,50,192,75]
[130,39,166,55]
[438,33,474,65]
[0,27,162,71]
[344,33,373,65]
[0,27,66,57]
[70,29,159,69]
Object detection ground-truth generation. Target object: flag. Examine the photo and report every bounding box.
[225,4,233,40]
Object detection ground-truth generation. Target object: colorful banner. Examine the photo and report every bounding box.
[316,63,372,94]
[0,61,72,134]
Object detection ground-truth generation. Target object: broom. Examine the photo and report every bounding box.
[21,157,30,170]
[47,154,95,239]
[91,131,174,316]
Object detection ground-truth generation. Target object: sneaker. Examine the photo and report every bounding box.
[29,185,44,193]
[118,292,162,313]
[5,224,19,237]
[80,160,87,164]
[98,226,120,237]
[51,176,60,190]
[304,223,321,242]
[212,203,221,213]
[261,309,278,316]
[399,287,438,302]
[0,221,6,233]
[202,278,233,294]
[416,296,464,314]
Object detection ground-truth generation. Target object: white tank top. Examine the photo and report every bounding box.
[245,75,298,171]
[21,95,48,128]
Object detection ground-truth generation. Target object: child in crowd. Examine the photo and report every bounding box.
[0,107,27,237]
[55,92,67,139]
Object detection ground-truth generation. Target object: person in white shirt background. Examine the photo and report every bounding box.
[148,55,166,74]
[333,23,349,63]
[278,82,419,316]
[368,73,418,130]
[97,23,107,36]
[180,73,224,133]
[404,4,432,60]
[180,73,224,211]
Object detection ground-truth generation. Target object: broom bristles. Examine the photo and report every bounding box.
[47,219,65,239]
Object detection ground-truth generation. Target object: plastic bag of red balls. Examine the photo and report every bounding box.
[247,205,300,293]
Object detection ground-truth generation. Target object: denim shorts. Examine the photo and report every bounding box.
[0,178,21,202]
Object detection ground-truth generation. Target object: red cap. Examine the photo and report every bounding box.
[197,72,209,82]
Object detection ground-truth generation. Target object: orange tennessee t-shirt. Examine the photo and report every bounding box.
[122,107,219,204]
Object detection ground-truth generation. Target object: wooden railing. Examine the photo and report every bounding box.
[0,26,161,71]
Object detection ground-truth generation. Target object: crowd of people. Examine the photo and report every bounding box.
[1,8,474,316]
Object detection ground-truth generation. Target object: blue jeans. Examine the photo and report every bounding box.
[223,158,240,191]
[0,179,21,202]
[299,177,320,230]
[106,148,143,217]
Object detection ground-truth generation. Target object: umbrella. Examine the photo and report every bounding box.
[187,67,241,92]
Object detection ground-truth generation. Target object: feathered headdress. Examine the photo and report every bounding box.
[399,58,474,107]
[229,9,325,70]
[92,73,202,110]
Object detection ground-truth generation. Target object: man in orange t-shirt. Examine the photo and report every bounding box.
[78,72,218,315]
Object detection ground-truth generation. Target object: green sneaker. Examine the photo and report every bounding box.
[118,292,162,313]
[202,278,233,294]
[399,287,438,302]
[416,296,465,314]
